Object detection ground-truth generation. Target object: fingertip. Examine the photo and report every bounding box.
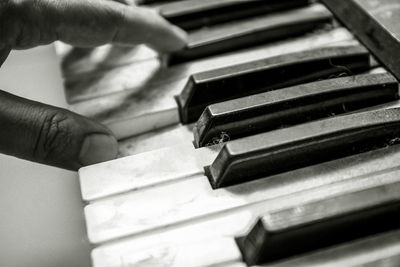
[113,6,188,52]
[141,15,188,52]
[79,134,119,166]
[148,23,188,53]
[168,25,188,51]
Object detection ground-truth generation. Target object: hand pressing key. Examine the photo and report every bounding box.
[0,0,187,170]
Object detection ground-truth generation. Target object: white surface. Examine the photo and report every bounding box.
[0,46,91,267]
[85,145,400,245]
[80,142,220,202]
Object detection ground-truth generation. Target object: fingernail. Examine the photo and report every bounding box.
[79,134,118,166]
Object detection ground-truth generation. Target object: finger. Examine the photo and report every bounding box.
[0,90,118,170]
[110,0,135,5]
[52,1,188,52]
[109,6,188,52]
[4,0,187,52]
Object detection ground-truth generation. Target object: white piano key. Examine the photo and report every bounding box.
[65,57,162,104]
[89,165,400,267]
[84,145,400,244]
[90,175,400,267]
[92,211,254,267]
[70,27,355,139]
[107,101,181,140]
[55,43,158,80]
[80,124,400,203]
[263,230,400,267]
[95,237,242,267]
[71,77,184,139]
[79,142,221,202]
[118,124,194,157]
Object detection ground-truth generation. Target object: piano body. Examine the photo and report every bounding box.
[56,0,400,266]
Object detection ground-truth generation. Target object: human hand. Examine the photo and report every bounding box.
[0,0,187,170]
[0,0,187,51]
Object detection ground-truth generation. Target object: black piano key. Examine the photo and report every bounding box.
[167,4,333,65]
[206,108,400,189]
[193,73,399,147]
[160,0,310,31]
[177,45,370,124]
[237,182,400,265]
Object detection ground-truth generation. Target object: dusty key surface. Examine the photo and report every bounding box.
[118,124,194,157]
[89,173,400,267]
[55,43,158,81]
[167,4,333,64]
[80,122,400,203]
[79,142,221,202]
[68,29,355,139]
[194,72,398,147]
[91,210,400,266]
[239,182,400,265]
[84,144,400,244]
[177,45,370,123]
[207,108,400,188]
[91,210,254,267]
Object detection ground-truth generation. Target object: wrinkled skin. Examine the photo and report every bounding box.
[0,0,187,170]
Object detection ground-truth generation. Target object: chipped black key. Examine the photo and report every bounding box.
[237,182,400,265]
[194,73,399,147]
[177,45,370,124]
[167,4,333,65]
[206,108,400,188]
[160,0,309,30]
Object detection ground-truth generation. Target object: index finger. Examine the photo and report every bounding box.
[44,0,187,52]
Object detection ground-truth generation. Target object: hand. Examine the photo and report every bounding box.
[0,0,187,51]
[0,0,188,170]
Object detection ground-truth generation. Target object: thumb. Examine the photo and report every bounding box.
[0,90,118,170]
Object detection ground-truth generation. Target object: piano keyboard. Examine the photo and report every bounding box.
[55,0,400,266]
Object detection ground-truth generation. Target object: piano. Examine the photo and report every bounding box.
[55,0,400,266]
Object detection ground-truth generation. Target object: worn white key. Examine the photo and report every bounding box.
[71,27,355,139]
[92,211,254,267]
[90,167,400,265]
[118,124,194,157]
[96,237,242,267]
[55,43,158,81]
[79,142,221,202]
[84,145,400,244]
[263,230,400,267]
[80,119,400,201]
[65,57,162,103]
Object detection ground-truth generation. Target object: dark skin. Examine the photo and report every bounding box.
[0,0,187,170]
